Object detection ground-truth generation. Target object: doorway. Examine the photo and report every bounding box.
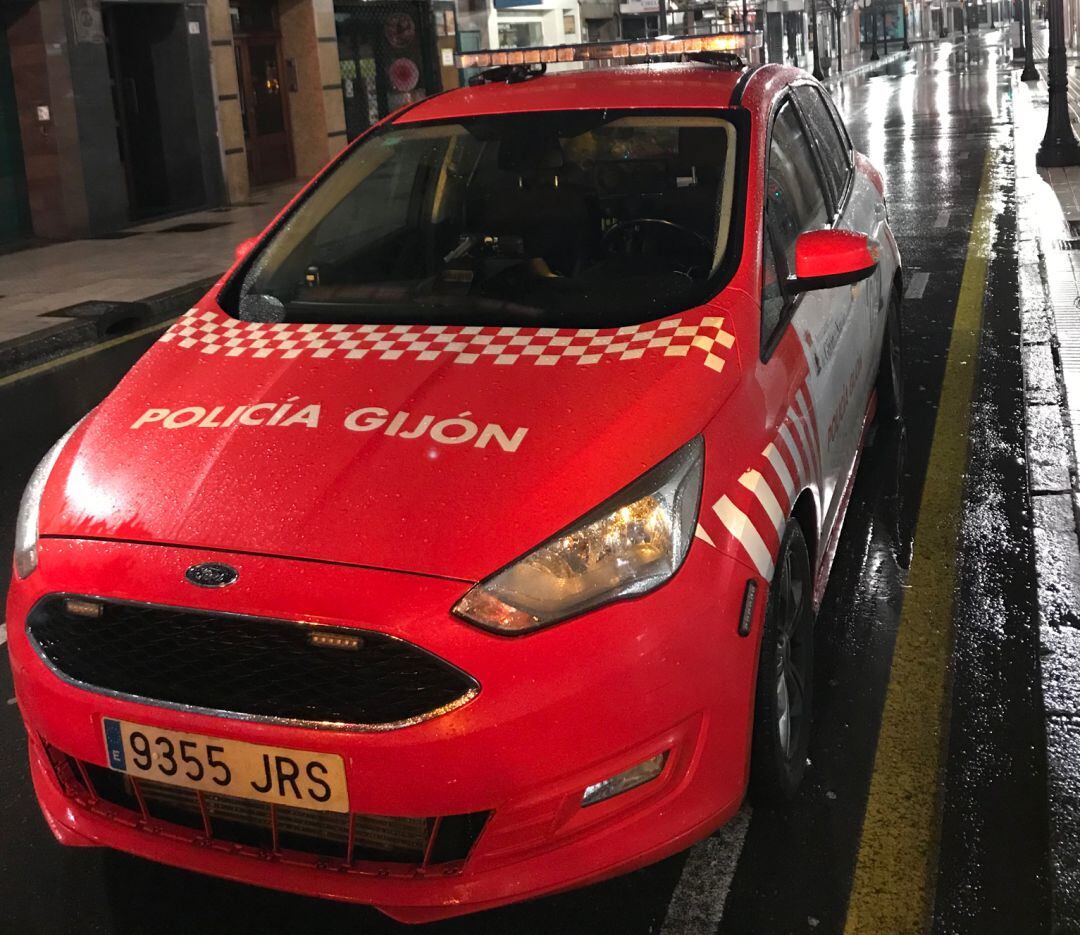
[233,0,294,186]
[0,20,30,244]
[103,2,207,219]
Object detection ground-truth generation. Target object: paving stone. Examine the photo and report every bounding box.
[1032,493,1080,630]
[1024,341,1062,405]
[1028,403,1074,492]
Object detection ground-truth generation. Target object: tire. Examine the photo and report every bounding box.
[748,520,815,807]
[876,294,904,422]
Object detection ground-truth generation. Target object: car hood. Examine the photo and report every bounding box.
[40,303,744,583]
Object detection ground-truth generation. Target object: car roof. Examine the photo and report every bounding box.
[393,62,756,124]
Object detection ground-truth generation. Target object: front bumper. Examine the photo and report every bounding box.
[8,537,762,923]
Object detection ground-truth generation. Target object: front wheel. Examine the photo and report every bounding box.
[748,520,814,806]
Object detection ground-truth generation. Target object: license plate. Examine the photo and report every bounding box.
[102,718,349,813]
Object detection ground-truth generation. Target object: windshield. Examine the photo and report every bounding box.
[231,110,739,329]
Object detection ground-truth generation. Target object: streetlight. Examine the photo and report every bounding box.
[811,0,825,78]
[902,0,910,49]
[1021,0,1040,80]
[1037,0,1080,165]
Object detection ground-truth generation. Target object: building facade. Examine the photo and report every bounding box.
[0,0,453,244]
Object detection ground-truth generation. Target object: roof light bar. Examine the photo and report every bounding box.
[455,32,751,71]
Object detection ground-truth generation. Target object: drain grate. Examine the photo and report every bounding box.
[88,231,142,240]
[157,221,229,233]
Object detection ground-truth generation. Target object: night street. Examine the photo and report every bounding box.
[1,19,1078,935]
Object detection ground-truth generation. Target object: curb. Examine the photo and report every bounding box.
[0,276,216,378]
[824,47,912,87]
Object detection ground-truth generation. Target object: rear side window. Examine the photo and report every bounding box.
[765,100,829,273]
[794,85,851,210]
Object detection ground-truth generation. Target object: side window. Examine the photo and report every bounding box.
[765,100,829,275]
[794,85,851,210]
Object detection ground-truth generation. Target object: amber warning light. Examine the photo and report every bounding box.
[455,33,752,71]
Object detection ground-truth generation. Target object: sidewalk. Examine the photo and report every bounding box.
[0,180,301,370]
[1012,54,1080,933]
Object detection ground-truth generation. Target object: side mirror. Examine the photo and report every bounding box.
[787,229,879,294]
[234,237,259,263]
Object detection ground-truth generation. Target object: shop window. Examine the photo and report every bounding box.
[498,20,544,48]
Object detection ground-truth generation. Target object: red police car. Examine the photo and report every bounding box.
[7,38,902,923]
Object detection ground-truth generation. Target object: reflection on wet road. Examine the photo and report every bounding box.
[0,32,1053,935]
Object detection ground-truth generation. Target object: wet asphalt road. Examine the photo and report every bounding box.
[0,34,1054,935]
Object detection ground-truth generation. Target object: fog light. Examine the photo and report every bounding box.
[581,751,669,807]
[64,599,102,619]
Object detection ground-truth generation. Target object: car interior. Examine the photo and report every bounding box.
[237,111,738,328]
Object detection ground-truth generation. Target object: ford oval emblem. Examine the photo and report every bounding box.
[185,562,238,588]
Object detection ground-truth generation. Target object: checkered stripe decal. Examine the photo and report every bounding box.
[160,310,736,372]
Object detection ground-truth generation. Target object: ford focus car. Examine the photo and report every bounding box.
[7,38,902,923]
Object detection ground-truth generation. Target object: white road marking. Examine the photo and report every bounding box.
[714,497,774,578]
[738,469,785,535]
[906,271,930,299]
[934,209,951,228]
[660,806,752,934]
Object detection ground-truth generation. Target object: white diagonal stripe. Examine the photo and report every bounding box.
[787,406,817,481]
[695,523,716,547]
[763,442,795,504]
[778,424,807,487]
[794,388,818,443]
[793,391,821,474]
[739,469,785,535]
[714,496,774,578]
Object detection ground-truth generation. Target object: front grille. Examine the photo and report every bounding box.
[48,747,489,873]
[27,595,478,729]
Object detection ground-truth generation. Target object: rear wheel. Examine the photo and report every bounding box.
[876,294,904,421]
[748,520,814,806]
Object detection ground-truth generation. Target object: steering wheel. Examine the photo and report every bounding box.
[599,218,712,260]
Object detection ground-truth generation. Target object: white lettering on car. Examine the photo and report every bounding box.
[343,407,528,452]
[130,404,528,452]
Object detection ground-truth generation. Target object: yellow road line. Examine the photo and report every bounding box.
[844,150,996,934]
[0,318,176,390]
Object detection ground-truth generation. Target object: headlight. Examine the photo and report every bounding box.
[453,436,704,634]
[14,424,79,579]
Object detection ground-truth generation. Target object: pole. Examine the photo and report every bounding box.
[903,0,911,46]
[1037,0,1080,164]
[658,0,668,34]
[1021,0,1040,78]
[811,0,825,76]
[871,7,880,57]
[882,3,889,50]
[836,9,843,71]
[743,0,749,30]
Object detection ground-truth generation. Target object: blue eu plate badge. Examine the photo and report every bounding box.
[103,718,126,770]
